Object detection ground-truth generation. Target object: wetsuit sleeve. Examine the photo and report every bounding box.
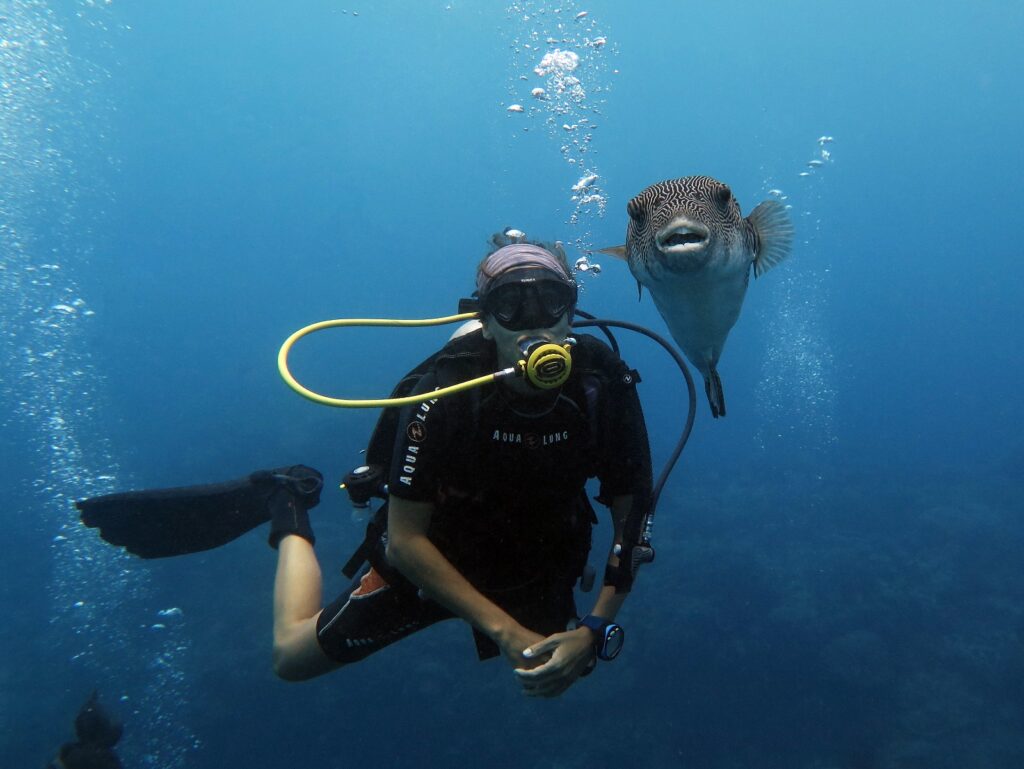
[597,362,653,502]
[387,371,448,503]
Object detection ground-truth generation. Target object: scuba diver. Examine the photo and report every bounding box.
[272,241,652,696]
[78,236,696,697]
[46,691,123,769]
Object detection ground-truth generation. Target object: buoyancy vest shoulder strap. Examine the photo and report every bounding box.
[342,333,492,581]
[571,333,640,384]
[362,330,492,468]
[570,333,643,466]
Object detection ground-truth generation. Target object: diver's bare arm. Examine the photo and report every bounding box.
[584,494,634,620]
[508,494,637,697]
[386,496,537,651]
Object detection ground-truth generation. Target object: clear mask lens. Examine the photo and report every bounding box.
[485,280,575,331]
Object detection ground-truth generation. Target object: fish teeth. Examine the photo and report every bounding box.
[656,219,709,252]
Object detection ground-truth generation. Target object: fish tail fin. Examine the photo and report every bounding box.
[748,200,794,278]
[593,244,639,297]
[704,366,726,418]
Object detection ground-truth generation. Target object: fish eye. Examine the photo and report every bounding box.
[715,185,732,206]
[626,197,645,222]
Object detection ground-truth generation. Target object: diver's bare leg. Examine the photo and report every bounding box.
[272,535,340,680]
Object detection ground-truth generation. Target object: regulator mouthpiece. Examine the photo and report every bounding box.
[517,336,574,390]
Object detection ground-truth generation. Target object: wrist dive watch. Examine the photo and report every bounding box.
[577,614,624,661]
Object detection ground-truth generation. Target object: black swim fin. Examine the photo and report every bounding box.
[75,691,123,749]
[76,465,323,559]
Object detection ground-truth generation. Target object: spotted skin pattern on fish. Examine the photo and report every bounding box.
[603,176,794,418]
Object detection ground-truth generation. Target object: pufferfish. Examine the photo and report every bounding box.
[601,176,793,418]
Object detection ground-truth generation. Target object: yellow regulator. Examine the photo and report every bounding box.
[517,337,574,390]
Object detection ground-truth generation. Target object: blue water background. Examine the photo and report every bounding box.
[2,1,1022,767]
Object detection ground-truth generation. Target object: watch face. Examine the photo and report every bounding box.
[600,624,624,660]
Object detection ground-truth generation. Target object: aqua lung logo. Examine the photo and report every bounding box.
[491,429,569,449]
[398,444,420,487]
[398,397,437,486]
[408,397,437,443]
[536,357,565,384]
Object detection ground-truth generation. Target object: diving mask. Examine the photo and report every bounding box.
[480,267,577,331]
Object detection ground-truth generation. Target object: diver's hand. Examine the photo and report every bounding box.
[513,628,595,698]
[495,624,547,672]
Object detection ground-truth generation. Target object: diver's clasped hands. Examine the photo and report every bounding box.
[509,627,596,698]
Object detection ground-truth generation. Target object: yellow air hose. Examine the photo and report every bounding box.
[277,313,520,408]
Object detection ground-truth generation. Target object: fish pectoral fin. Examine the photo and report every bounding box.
[704,366,726,418]
[636,279,643,301]
[596,244,628,260]
[748,200,795,278]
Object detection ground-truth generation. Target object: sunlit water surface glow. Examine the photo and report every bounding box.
[8,3,1017,768]
[0,2,194,765]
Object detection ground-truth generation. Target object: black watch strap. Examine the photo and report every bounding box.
[577,614,625,661]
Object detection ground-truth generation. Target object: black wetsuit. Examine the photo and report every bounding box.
[316,331,651,662]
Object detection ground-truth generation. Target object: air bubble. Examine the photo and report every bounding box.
[506,3,616,255]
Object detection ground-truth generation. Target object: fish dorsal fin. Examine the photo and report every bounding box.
[596,244,628,261]
[747,200,794,278]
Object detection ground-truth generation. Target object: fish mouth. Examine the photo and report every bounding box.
[655,217,710,255]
